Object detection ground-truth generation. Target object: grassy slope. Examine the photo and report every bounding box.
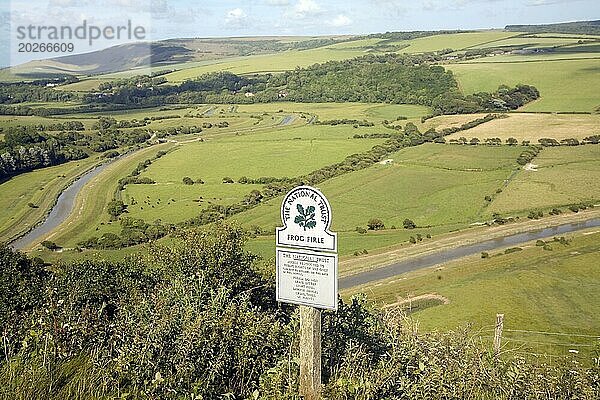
[123,124,386,223]
[447,58,600,112]
[233,143,523,232]
[343,229,600,359]
[488,145,600,215]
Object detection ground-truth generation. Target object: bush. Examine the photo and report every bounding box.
[222,176,234,184]
[41,240,59,251]
[403,218,416,229]
[107,199,126,218]
[367,218,385,230]
[355,226,367,234]
[182,176,194,185]
[481,252,489,258]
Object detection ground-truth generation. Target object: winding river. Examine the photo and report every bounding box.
[9,160,116,250]
[340,217,600,289]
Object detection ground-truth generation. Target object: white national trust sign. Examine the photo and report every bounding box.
[276,186,337,252]
[276,186,338,310]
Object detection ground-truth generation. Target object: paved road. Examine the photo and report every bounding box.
[339,217,600,289]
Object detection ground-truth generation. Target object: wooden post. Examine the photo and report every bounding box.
[300,306,321,400]
[493,313,504,358]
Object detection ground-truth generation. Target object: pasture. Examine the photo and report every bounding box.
[488,145,600,215]
[122,124,387,223]
[447,58,600,112]
[232,143,523,232]
[343,229,600,360]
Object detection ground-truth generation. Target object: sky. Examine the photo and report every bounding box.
[1,0,599,67]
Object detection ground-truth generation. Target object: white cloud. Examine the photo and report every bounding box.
[328,14,352,27]
[292,0,323,18]
[265,0,290,6]
[225,8,248,27]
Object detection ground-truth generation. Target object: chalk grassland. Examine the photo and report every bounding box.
[164,47,371,82]
[472,35,598,49]
[232,143,523,231]
[393,31,522,53]
[444,113,600,142]
[162,31,527,82]
[122,124,387,224]
[446,58,600,112]
[488,145,600,215]
[342,229,600,359]
[0,155,102,243]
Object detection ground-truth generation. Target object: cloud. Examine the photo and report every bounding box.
[265,0,290,5]
[291,0,323,18]
[225,8,248,27]
[328,14,352,27]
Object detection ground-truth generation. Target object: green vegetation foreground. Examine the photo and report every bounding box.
[1,223,598,399]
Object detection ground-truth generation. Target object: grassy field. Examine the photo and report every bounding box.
[232,143,523,232]
[393,31,521,53]
[445,113,600,142]
[164,46,371,82]
[488,145,600,215]
[473,35,597,49]
[447,58,600,112]
[123,124,386,223]
[343,229,600,361]
[0,155,103,243]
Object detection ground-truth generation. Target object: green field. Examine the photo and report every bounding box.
[344,229,600,360]
[395,31,521,53]
[232,143,523,232]
[488,146,600,215]
[447,58,600,112]
[122,124,387,223]
[165,46,371,82]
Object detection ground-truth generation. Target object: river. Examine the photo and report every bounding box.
[339,218,600,289]
[10,160,116,250]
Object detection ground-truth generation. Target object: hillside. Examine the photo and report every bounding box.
[506,20,600,35]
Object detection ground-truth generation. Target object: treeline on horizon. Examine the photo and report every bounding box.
[81,54,540,116]
[0,53,540,118]
[505,20,600,35]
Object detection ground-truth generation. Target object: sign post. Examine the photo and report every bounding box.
[276,186,338,399]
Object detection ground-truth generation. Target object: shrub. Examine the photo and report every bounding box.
[481,252,489,258]
[367,218,385,230]
[41,240,59,251]
[355,226,367,234]
[222,177,234,184]
[403,218,416,229]
[182,176,194,185]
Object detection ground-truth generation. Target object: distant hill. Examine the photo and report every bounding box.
[4,36,353,79]
[506,20,600,35]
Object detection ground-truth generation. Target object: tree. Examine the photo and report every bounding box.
[506,137,518,146]
[367,218,385,230]
[41,240,59,251]
[107,199,126,218]
[403,218,416,229]
[182,176,194,185]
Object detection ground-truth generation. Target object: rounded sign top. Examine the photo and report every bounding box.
[277,186,337,252]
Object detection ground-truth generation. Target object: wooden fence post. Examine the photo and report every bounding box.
[493,313,504,358]
[300,306,321,400]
